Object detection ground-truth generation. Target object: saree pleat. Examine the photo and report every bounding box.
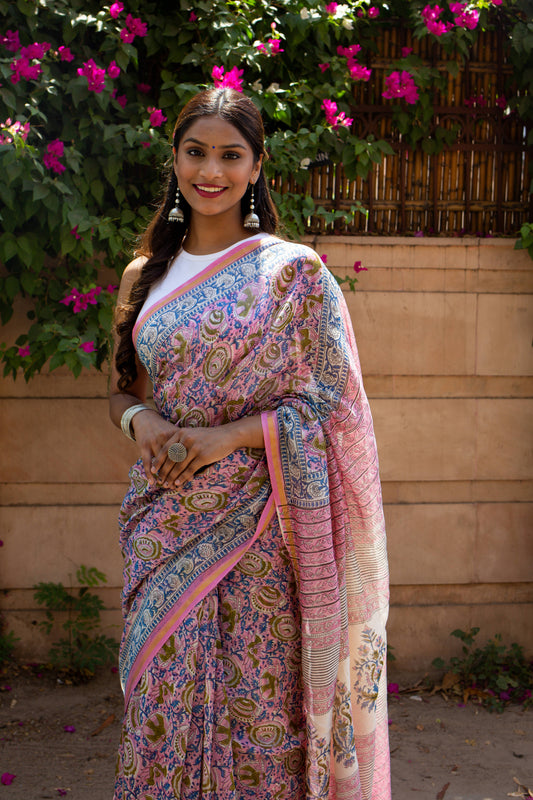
[115,236,390,799]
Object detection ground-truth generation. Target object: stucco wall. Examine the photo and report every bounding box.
[1,237,532,678]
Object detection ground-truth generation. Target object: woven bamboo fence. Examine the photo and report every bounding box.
[276,27,531,236]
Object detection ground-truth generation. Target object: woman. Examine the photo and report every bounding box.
[110,87,390,800]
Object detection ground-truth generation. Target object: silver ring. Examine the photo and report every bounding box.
[167,441,187,463]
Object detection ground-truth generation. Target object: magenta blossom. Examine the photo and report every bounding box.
[141,139,151,149]
[43,139,66,174]
[382,70,419,104]
[21,42,50,59]
[77,59,106,92]
[353,260,367,273]
[10,56,42,84]
[368,6,379,17]
[109,2,124,17]
[349,63,371,81]
[189,11,198,21]
[453,7,479,29]
[120,28,134,43]
[421,5,452,36]
[79,342,95,354]
[18,346,30,357]
[1,774,16,785]
[147,107,167,127]
[256,42,268,54]
[106,284,118,293]
[325,2,338,13]
[495,95,507,109]
[63,724,77,732]
[268,39,284,55]
[337,44,361,59]
[70,226,81,239]
[321,99,352,130]
[1,30,20,52]
[212,65,244,92]
[319,63,330,73]
[320,254,328,264]
[58,45,74,62]
[107,59,120,78]
[116,94,127,108]
[0,118,30,145]
[387,682,400,695]
[121,13,148,40]
[137,82,151,93]
[401,47,413,58]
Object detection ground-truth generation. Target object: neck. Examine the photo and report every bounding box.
[184,216,256,255]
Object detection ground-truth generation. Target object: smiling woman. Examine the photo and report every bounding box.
[108,88,390,800]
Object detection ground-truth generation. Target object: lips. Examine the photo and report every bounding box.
[194,184,227,197]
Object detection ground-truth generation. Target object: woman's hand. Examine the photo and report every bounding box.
[150,415,265,488]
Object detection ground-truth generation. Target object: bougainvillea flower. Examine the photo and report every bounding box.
[382,70,419,104]
[353,260,367,273]
[63,724,77,732]
[319,63,330,72]
[10,57,42,84]
[211,65,244,92]
[320,254,328,264]
[1,30,21,52]
[147,107,167,127]
[77,59,106,92]
[43,139,66,174]
[79,342,95,354]
[401,47,413,58]
[322,98,338,126]
[21,42,51,59]
[107,59,120,78]
[18,346,30,357]
[255,42,268,54]
[125,14,148,37]
[58,45,74,62]
[189,11,198,21]
[368,6,380,17]
[268,39,284,55]
[1,774,16,785]
[116,94,127,108]
[337,44,361,59]
[453,8,479,29]
[325,2,338,14]
[120,29,135,43]
[0,118,30,145]
[70,226,81,239]
[137,82,151,93]
[109,2,124,17]
[349,63,371,81]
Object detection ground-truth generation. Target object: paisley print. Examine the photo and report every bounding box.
[115,236,390,799]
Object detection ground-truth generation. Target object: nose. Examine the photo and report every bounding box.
[199,153,223,180]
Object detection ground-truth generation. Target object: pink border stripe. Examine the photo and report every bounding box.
[124,494,275,706]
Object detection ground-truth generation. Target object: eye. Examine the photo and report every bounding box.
[223,151,240,159]
[186,148,204,157]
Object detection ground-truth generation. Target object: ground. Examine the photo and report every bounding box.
[0,666,531,800]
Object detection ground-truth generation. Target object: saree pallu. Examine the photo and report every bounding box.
[115,236,390,800]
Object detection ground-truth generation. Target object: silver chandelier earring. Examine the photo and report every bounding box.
[243,184,260,230]
[168,186,185,223]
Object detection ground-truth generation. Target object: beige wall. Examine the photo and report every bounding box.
[1,237,532,678]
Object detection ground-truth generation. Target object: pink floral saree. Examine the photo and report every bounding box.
[115,236,390,799]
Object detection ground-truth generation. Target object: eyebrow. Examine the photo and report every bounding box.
[183,137,247,150]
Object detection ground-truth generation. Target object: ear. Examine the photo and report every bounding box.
[251,154,263,185]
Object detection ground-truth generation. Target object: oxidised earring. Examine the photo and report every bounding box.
[243,184,260,230]
[168,186,185,223]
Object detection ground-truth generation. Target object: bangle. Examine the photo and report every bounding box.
[120,403,153,441]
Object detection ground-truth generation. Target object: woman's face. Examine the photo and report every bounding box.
[174,115,262,226]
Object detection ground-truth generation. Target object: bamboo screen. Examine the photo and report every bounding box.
[276,27,531,236]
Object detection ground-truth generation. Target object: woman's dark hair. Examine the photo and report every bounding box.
[114,88,278,391]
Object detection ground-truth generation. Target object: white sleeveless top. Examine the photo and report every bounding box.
[140,233,267,318]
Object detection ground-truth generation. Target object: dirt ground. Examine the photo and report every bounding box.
[0,665,532,800]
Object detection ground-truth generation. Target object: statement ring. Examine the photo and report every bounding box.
[167,441,187,463]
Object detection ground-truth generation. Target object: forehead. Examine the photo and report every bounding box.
[179,116,250,149]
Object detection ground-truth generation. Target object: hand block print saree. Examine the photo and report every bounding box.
[115,236,390,800]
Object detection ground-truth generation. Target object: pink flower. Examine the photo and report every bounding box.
[58,45,74,62]
[107,59,120,78]
[387,682,400,695]
[120,29,135,43]
[325,2,338,13]
[147,107,167,127]
[141,140,151,149]
[10,56,42,84]
[401,46,413,58]
[106,284,118,293]
[211,65,244,92]
[255,42,268,54]
[77,59,106,92]
[421,4,452,36]
[1,774,15,786]
[125,14,148,37]
[0,118,30,145]
[337,44,361,59]
[319,63,330,72]
[79,342,95,354]
[349,63,371,81]
[70,226,81,239]
[320,254,328,264]
[109,2,124,18]
[18,346,30,357]
[1,30,20,53]
[490,0,502,4]
[268,39,283,55]
[116,94,127,108]
[43,139,66,174]
[189,11,198,21]
[63,724,77,732]
[57,791,68,797]
[368,6,379,17]
[137,82,151,93]
[453,8,479,29]
[322,98,338,126]
[382,70,419,104]
[353,260,367,273]
[21,42,50,59]
[495,95,507,109]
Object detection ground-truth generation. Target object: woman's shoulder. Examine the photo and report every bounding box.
[268,237,324,267]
